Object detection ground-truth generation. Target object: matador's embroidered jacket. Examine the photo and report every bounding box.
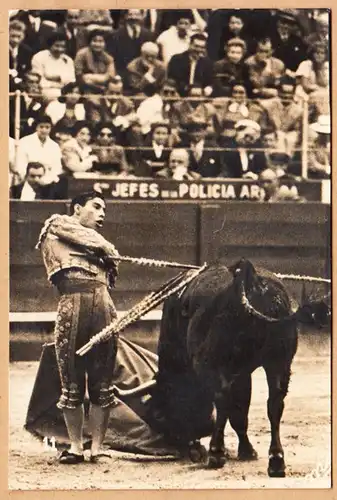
[36,214,119,287]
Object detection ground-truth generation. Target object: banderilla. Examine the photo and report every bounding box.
[70,253,201,270]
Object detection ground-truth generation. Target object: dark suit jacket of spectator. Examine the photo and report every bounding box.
[213,58,251,97]
[126,57,166,94]
[221,141,267,178]
[101,96,135,122]
[12,11,64,54]
[206,9,272,61]
[270,32,307,72]
[10,180,64,200]
[9,93,44,138]
[181,139,224,178]
[9,43,33,90]
[167,51,214,96]
[135,138,171,177]
[106,26,155,80]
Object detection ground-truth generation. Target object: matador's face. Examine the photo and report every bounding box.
[76,197,106,230]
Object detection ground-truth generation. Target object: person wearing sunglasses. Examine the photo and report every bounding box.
[91,123,130,176]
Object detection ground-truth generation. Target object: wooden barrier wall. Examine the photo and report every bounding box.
[10,201,330,312]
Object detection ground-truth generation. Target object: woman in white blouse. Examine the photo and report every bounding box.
[61,121,97,173]
[31,31,76,103]
[295,41,330,114]
[45,82,86,127]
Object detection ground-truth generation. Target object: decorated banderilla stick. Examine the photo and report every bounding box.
[70,252,201,270]
[76,264,207,356]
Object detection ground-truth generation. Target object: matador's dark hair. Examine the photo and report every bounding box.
[70,191,106,215]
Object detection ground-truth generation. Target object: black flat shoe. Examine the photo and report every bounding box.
[58,450,85,464]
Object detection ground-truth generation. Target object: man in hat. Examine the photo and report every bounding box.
[126,41,166,95]
[306,11,330,47]
[270,11,307,74]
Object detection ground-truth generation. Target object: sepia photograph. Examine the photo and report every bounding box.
[8,6,331,491]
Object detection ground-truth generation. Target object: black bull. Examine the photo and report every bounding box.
[145,259,330,477]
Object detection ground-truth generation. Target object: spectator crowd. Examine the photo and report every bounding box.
[8,8,330,200]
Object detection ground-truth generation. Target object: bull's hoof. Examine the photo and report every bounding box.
[207,453,226,469]
[188,442,208,463]
[268,454,286,477]
[238,443,258,461]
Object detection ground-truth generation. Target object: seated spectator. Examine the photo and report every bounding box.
[181,119,223,178]
[214,83,270,147]
[155,148,201,180]
[167,33,214,96]
[259,168,304,202]
[244,38,285,99]
[31,31,75,104]
[76,9,114,49]
[45,82,85,128]
[56,9,81,59]
[171,85,217,140]
[9,20,33,91]
[126,42,166,95]
[159,80,181,142]
[52,125,73,148]
[305,11,329,47]
[91,123,129,176]
[75,29,116,123]
[61,121,97,174]
[11,10,62,54]
[213,38,250,97]
[295,41,330,116]
[135,80,181,139]
[261,79,303,157]
[308,115,330,179]
[9,71,43,139]
[9,137,17,187]
[101,76,137,135]
[156,10,194,64]
[123,118,147,172]
[136,89,166,135]
[136,121,172,177]
[270,11,307,76]
[106,9,155,81]
[220,119,266,178]
[15,114,62,184]
[9,161,63,200]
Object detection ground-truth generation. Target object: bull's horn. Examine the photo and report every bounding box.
[113,379,157,398]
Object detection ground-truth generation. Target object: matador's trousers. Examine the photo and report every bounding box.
[54,280,118,410]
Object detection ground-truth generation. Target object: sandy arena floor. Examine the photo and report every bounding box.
[9,333,331,490]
